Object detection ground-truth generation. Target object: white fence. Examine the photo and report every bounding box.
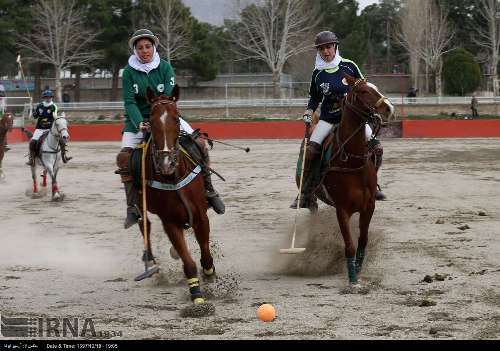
[1,96,32,127]
[52,96,497,111]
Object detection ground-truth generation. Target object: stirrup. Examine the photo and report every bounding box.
[207,192,225,215]
[124,206,141,229]
[375,185,387,201]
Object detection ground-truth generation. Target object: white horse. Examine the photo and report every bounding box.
[30,114,70,201]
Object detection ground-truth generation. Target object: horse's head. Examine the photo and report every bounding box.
[1,112,13,131]
[147,85,181,176]
[343,73,394,124]
[52,113,70,144]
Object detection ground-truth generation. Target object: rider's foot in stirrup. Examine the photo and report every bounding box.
[207,191,225,214]
[290,195,317,212]
[375,185,387,201]
[124,206,141,229]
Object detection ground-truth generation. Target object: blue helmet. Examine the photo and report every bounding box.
[42,90,53,98]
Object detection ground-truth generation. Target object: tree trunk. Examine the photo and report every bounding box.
[410,52,420,91]
[272,70,281,99]
[435,59,443,97]
[74,66,81,102]
[54,66,62,103]
[111,64,120,101]
[492,54,499,96]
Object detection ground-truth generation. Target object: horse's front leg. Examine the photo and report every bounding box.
[0,158,4,181]
[336,208,358,285]
[162,220,204,304]
[357,205,375,276]
[46,163,61,201]
[192,212,215,278]
[31,162,39,194]
[41,169,48,188]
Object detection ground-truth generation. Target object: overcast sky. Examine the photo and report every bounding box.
[182,0,380,26]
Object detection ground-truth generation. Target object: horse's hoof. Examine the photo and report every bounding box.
[52,192,65,202]
[169,246,180,260]
[193,297,205,305]
[203,266,216,277]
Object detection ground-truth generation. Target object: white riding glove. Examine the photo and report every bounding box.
[303,109,313,124]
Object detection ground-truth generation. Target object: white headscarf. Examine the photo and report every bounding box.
[315,47,342,71]
[128,45,161,74]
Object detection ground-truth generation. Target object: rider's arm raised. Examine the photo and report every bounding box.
[122,68,143,130]
[33,104,40,119]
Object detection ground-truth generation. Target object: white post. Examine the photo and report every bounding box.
[225,83,229,119]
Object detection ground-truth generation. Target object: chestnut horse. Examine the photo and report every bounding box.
[306,74,394,287]
[0,112,13,181]
[137,85,215,304]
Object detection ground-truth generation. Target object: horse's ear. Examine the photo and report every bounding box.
[343,73,357,86]
[171,84,180,102]
[146,87,155,104]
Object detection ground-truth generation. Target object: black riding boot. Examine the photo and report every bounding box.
[26,139,37,166]
[290,141,322,210]
[124,182,141,229]
[369,138,387,201]
[204,173,225,214]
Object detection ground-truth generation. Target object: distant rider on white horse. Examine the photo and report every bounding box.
[26,89,71,166]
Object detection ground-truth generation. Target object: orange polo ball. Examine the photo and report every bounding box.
[257,304,276,322]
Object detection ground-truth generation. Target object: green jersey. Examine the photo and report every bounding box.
[122,59,175,133]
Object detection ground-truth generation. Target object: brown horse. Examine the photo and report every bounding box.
[307,73,394,287]
[0,112,13,181]
[136,85,215,304]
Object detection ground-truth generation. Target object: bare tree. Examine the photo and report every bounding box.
[228,0,320,98]
[149,0,192,62]
[395,0,426,92]
[474,0,500,95]
[16,0,101,102]
[419,0,454,96]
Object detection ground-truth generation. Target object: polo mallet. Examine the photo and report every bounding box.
[16,54,31,100]
[135,140,160,281]
[280,125,309,254]
[198,134,250,153]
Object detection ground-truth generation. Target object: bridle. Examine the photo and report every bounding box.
[149,98,180,175]
[51,117,68,140]
[330,79,389,169]
[343,79,387,134]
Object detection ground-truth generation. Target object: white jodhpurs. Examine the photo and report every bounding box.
[31,129,47,141]
[121,117,195,149]
[310,120,373,145]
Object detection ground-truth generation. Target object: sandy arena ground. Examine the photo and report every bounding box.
[0,138,500,340]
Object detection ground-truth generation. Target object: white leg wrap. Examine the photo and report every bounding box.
[310,120,334,144]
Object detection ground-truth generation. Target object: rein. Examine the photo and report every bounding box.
[43,117,67,154]
[328,79,385,173]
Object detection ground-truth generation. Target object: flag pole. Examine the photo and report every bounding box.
[16,54,32,100]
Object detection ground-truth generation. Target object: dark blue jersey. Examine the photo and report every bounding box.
[307,58,364,124]
[33,102,57,129]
